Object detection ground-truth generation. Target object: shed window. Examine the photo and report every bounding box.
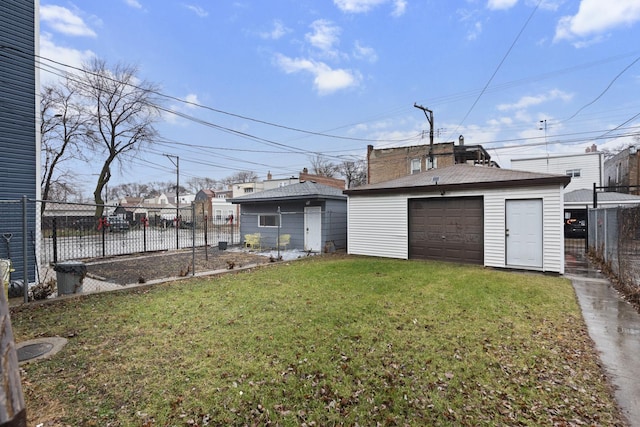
[411,158,421,174]
[566,169,581,177]
[244,188,254,193]
[259,214,280,227]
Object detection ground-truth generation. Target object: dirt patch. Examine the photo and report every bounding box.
[86,248,273,285]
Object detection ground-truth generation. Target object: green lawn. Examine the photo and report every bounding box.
[11,255,625,426]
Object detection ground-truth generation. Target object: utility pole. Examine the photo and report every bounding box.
[414,103,434,168]
[164,154,180,250]
[539,119,548,171]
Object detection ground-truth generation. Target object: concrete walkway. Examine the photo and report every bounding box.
[565,249,640,426]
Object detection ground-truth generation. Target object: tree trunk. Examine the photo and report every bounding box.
[0,291,26,426]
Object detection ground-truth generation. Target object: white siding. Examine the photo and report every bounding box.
[348,185,565,274]
[512,153,603,192]
[484,186,564,274]
[348,195,408,259]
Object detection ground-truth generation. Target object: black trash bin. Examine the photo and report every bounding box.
[218,241,228,250]
[53,261,87,295]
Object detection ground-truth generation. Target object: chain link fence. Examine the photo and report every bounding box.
[40,201,238,264]
[588,206,640,300]
[1,199,244,302]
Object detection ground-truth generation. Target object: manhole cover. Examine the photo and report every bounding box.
[17,342,54,362]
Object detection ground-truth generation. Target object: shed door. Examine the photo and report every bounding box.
[304,206,322,252]
[506,199,543,268]
[409,197,484,264]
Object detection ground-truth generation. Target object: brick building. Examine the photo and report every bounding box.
[603,145,640,195]
[299,168,346,190]
[366,140,494,184]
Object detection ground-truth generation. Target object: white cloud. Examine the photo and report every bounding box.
[260,20,291,40]
[274,54,361,95]
[487,0,518,10]
[554,0,640,44]
[353,41,378,63]
[124,0,142,9]
[184,93,201,107]
[185,4,209,18]
[467,21,483,40]
[40,5,97,37]
[334,0,407,16]
[392,0,407,17]
[497,89,573,111]
[487,0,518,11]
[306,20,341,55]
[39,33,96,83]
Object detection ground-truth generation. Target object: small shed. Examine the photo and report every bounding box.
[230,181,347,252]
[344,164,570,274]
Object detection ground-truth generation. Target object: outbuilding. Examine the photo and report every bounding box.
[344,164,571,274]
[230,181,347,252]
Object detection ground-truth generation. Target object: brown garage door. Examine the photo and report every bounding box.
[409,197,484,264]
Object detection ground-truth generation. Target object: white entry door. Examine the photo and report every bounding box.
[506,199,543,268]
[304,206,322,252]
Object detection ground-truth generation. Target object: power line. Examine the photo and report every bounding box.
[446,0,542,140]
[559,55,640,124]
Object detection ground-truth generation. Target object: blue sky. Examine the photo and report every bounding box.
[39,0,640,190]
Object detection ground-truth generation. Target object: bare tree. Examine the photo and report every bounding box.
[40,82,91,213]
[221,171,258,188]
[337,159,367,188]
[185,176,219,193]
[309,154,337,177]
[109,182,151,200]
[73,58,161,218]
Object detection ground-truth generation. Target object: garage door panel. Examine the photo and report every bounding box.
[409,197,484,264]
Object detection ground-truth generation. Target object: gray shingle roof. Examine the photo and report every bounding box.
[345,164,570,195]
[230,181,346,203]
[564,189,640,204]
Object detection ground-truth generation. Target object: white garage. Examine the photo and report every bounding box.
[344,164,570,274]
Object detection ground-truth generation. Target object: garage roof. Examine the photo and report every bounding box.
[230,181,347,203]
[565,189,640,206]
[345,164,570,195]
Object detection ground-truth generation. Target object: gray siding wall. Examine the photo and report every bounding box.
[238,199,347,251]
[0,0,37,281]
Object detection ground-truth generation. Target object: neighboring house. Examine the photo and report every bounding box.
[114,193,180,226]
[344,164,570,274]
[41,203,96,230]
[232,181,265,198]
[194,189,237,223]
[0,1,38,282]
[511,151,604,193]
[562,188,640,236]
[603,145,640,195]
[263,172,299,190]
[299,168,346,190]
[230,181,347,252]
[366,139,495,185]
[194,189,216,220]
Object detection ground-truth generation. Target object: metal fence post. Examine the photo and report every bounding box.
[52,217,58,264]
[191,202,195,276]
[143,217,147,252]
[22,196,28,303]
[101,219,106,258]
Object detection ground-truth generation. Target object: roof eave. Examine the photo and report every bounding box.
[344,176,571,196]
[230,194,346,204]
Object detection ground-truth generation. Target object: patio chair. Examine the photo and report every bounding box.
[244,233,261,250]
[277,234,290,250]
